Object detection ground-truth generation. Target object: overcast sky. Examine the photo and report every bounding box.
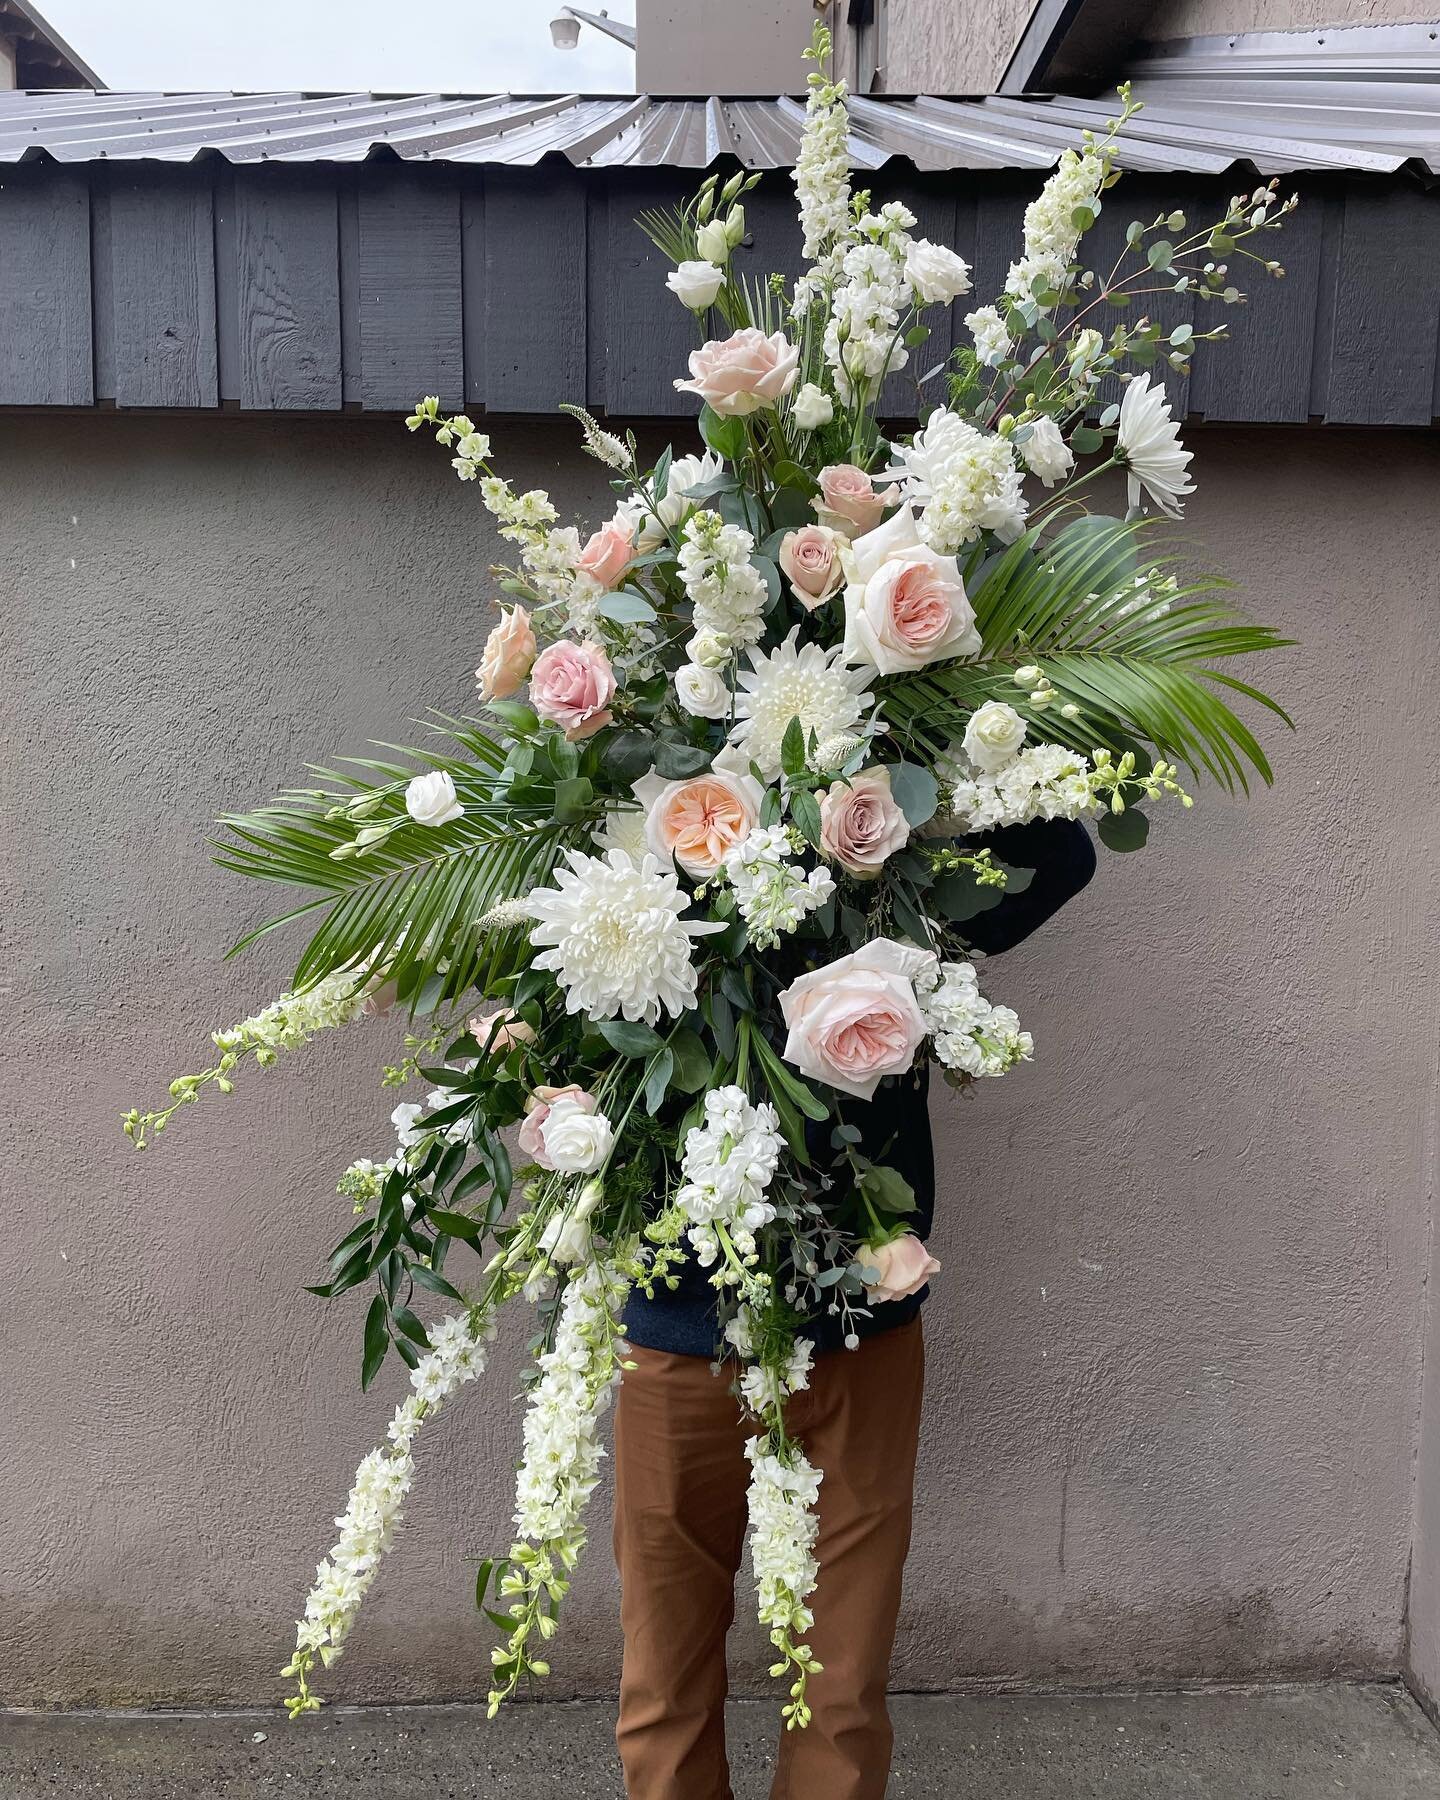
[41,1,636,91]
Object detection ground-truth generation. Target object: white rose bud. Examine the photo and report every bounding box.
[962,700,1029,774]
[666,259,725,309]
[904,238,973,305]
[540,1099,615,1175]
[695,218,731,264]
[1013,663,1042,686]
[790,383,833,432]
[674,660,733,720]
[689,627,730,670]
[404,770,464,827]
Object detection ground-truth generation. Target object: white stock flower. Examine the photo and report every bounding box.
[539,1097,615,1174]
[526,848,725,1025]
[791,383,834,432]
[793,60,853,305]
[884,410,1028,553]
[965,305,1012,368]
[404,770,463,827]
[1005,145,1107,305]
[916,959,1034,1077]
[675,660,733,719]
[905,238,972,304]
[667,259,725,308]
[678,510,769,655]
[720,824,835,950]
[962,700,1028,773]
[1019,415,1074,489]
[1116,374,1195,518]
[950,740,1100,831]
[745,1435,822,1641]
[675,1087,784,1269]
[729,627,875,780]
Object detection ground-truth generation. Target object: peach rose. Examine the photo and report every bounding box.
[674,327,800,417]
[855,1231,941,1304]
[530,639,617,741]
[778,939,933,1100]
[469,1007,537,1056]
[816,464,891,535]
[841,505,980,676]
[818,767,910,879]
[576,512,637,590]
[779,524,846,610]
[518,1082,596,1170]
[476,604,537,701]
[633,747,763,879]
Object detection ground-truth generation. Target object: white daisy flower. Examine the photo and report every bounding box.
[729,628,875,780]
[1116,373,1195,518]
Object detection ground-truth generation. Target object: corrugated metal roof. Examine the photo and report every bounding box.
[0,59,1436,175]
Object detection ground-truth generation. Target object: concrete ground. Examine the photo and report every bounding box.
[2,1685,1438,1799]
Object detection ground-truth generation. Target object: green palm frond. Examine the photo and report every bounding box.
[883,516,1293,792]
[214,716,583,1008]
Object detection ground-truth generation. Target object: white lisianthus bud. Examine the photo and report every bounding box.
[674,660,733,720]
[666,259,725,309]
[689,627,730,670]
[790,383,833,432]
[404,770,464,827]
[1014,664,1042,686]
[1019,415,1074,490]
[695,218,731,264]
[962,700,1029,774]
[904,238,973,305]
[540,1099,615,1175]
[723,205,746,249]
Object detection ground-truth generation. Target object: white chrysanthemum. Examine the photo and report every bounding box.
[1116,374,1195,518]
[592,804,649,860]
[526,848,725,1025]
[730,628,875,779]
[883,410,1028,553]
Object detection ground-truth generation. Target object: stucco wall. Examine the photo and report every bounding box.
[832,0,1034,94]
[1142,0,1436,40]
[2,413,1436,1709]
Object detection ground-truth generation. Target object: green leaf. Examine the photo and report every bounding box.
[1097,806,1150,852]
[426,1208,483,1241]
[488,699,539,734]
[886,763,938,827]
[391,1304,432,1350]
[903,324,931,347]
[409,1263,464,1302]
[552,776,593,824]
[361,1294,389,1391]
[780,716,807,779]
[789,787,822,850]
[770,486,815,529]
[644,1048,675,1115]
[654,739,714,778]
[602,732,657,783]
[597,1018,666,1058]
[1147,240,1174,270]
[932,870,1003,922]
[859,1162,918,1217]
[669,1028,712,1094]
[698,403,747,461]
[597,589,658,625]
[1070,424,1104,455]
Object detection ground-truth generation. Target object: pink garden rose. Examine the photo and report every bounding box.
[778,524,846,610]
[633,747,764,879]
[855,1231,941,1304]
[576,512,637,590]
[841,505,980,676]
[530,639,617,741]
[518,1082,596,1170]
[778,938,933,1100]
[469,1007,537,1055]
[674,328,800,417]
[815,464,891,535]
[476,604,537,701]
[818,767,910,879]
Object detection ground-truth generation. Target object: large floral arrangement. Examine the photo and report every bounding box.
[128,31,1293,1729]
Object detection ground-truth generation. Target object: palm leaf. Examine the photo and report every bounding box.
[883,516,1293,793]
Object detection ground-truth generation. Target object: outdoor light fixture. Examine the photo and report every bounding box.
[549,6,637,52]
[550,12,582,49]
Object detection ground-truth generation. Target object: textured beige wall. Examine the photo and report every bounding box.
[2,413,1437,1709]
[830,0,1032,93]
[1142,0,1436,38]
[637,0,815,91]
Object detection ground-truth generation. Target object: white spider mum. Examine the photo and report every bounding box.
[527,848,725,1025]
[1116,373,1195,519]
[730,628,875,780]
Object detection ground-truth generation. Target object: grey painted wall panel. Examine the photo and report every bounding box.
[482,170,587,414]
[0,167,91,407]
[233,174,343,412]
[603,174,698,419]
[460,179,486,409]
[108,175,218,410]
[1325,181,1440,425]
[0,413,1434,1704]
[357,174,462,413]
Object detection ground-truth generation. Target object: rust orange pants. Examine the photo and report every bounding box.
[612,1319,925,1800]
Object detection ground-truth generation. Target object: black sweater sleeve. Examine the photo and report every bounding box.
[961,817,1097,957]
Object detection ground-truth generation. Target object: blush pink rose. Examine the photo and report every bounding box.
[778,524,846,609]
[469,1007,537,1055]
[841,505,981,676]
[518,1082,596,1170]
[818,767,910,879]
[633,748,763,879]
[815,464,891,535]
[778,939,933,1100]
[674,328,800,417]
[855,1231,941,1304]
[530,639,617,741]
[576,512,637,590]
[476,604,537,701]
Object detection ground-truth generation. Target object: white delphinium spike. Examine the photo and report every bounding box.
[792,27,853,314]
[559,403,634,473]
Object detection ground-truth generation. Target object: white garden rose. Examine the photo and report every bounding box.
[1019,415,1074,490]
[404,770,463,827]
[904,238,972,305]
[791,383,834,432]
[962,700,1028,773]
[666,259,725,309]
[539,1098,615,1174]
[675,660,733,720]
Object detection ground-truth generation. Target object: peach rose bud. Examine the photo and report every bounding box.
[476,605,537,702]
[469,1007,537,1056]
[529,639,617,741]
[576,512,637,590]
[818,767,910,879]
[815,464,891,535]
[855,1231,941,1303]
[674,327,801,417]
[779,524,846,610]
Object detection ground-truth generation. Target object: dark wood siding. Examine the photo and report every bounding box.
[0,162,1436,424]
